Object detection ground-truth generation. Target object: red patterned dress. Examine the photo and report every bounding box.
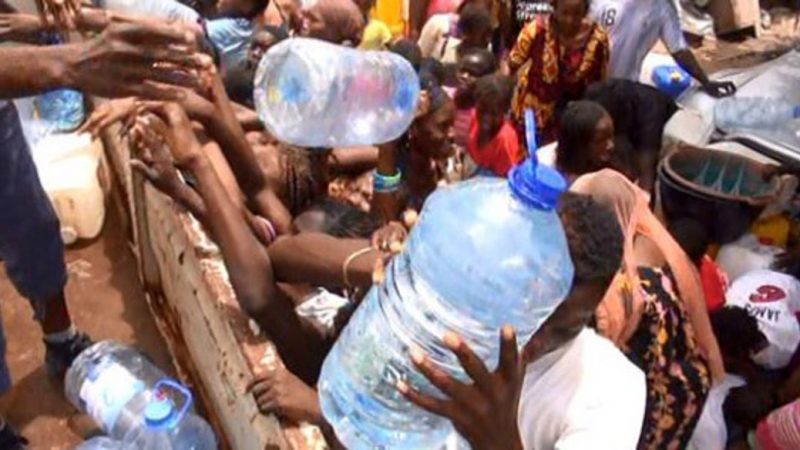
[508,15,609,145]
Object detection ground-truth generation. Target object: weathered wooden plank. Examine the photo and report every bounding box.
[101,119,326,450]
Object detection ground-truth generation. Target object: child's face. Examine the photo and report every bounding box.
[414,101,456,160]
[588,113,615,167]
[456,54,494,91]
[248,32,279,66]
[476,99,505,138]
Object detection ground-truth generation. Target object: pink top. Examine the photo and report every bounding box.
[426,0,462,20]
[453,106,474,150]
[756,400,800,450]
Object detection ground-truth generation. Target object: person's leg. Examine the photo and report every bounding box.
[0,101,92,380]
[0,297,28,449]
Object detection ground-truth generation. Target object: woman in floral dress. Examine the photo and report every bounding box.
[571,170,725,449]
[508,0,609,145]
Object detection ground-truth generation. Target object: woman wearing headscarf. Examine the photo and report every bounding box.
[300,0,365,45]
[570,169,724,450]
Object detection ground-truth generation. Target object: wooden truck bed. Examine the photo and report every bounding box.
[100,121,326,450]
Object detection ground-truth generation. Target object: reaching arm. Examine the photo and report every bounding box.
[194,66,294,234]
[268,233,379,289]
[0,20,204,100]
[230,101,264,131]
[671,50,736,98]
[141,104,326,383]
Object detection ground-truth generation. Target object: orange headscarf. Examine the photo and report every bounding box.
[570,169,725,384]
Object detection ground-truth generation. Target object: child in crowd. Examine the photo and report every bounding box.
[452,48,497,150]
[670,218,730,313]
[417,2,492,65]
[466,73,524,177]
[725,269,800,372]
[550,101,615,184]
[356,0,393,49]
[223,25,289,109]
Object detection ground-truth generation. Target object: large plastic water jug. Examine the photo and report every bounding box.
[714,97,800,133]
[254,38,420,148]
[74,437,133,450]
[31,132,106,244]
[65,341,215,450]
[122,380,217,450]
[318,158,575,449]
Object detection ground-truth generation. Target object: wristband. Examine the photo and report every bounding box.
[373,169,402,193]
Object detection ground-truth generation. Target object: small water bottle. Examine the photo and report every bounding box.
[318,158,574,449]
[74,437,133,450]
[122,380,217,450]
[254,38,420,148]
[714,97,800,132]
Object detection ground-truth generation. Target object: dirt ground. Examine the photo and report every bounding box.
[0,212,174,450]
[693,8,800,71]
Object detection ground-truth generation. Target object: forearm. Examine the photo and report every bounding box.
[328,147,379,174]
[268,233,378,288]
[0,13,51,43]
[230,101,263,131]
[189,156,277,309]
[671,49,709,85]
[0,44,77,98]
[637,151,658,194]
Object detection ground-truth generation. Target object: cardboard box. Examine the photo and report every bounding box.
[709,0,760,35]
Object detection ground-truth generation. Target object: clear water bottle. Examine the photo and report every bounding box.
[318,158,575,449]
[74,437,133,450]
[35,88,85,132]
[36,33,85,133]
[122,380,217,450]
[254,38,420,148]
[94,0,201,22]
[65,341,215,450]
[714,97,800,132]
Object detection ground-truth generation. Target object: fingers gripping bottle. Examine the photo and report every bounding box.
[318,155,574,449]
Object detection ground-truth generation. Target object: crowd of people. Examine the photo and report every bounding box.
[0,0,799,449]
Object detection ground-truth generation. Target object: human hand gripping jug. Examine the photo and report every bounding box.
[317,155,575,448]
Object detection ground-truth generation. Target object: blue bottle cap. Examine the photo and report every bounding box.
[144,394,176,429]
[508,158,567,211]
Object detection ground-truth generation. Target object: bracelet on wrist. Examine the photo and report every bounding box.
[373,169,402,193]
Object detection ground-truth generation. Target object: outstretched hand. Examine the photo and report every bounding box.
[78,97,138,138]
[399,326,525,450]
[67,20,208,100]
[35,0,81,30]
[247,367,323,424]
[134,102,203,168]
[702,80,736,98]
[129,113,183,193]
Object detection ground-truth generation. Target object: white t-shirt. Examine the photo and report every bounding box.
[688,374,746,450]
[418,14,461,65]
[517,328,646,450]
[589,0,688,81]
[725,270,800,369]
